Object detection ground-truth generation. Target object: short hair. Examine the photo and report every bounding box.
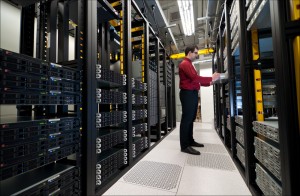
[185,45,199,56]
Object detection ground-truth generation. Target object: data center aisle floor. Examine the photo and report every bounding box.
[104,122,251,195]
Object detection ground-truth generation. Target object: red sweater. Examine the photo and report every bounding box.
[179,58,212,90]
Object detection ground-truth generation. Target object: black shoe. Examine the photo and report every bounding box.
[191,141,204,147]
[181,147,200,155]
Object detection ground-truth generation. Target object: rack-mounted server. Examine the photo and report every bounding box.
[96,88,127,104]
[0,117,80,181]
[132,109,147,121]
[254,137,281,181]
[0,144,78,181]
[132,94,147,105]
[236,143,246,167]
[0,48,81,105]
[253,121,279,143]
[132,123,147,137]
[132,78,147,92]
[0,164,80,196]
[132,137,148,158]
[235,125,245,146]
[96,148,126,186]
[96,64,126,86]
[96,111,127,128]
[96,129,127,154]
[235,115,243,126]
[255,163,282,195]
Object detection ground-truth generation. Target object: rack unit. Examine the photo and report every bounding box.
[213,0,299,195]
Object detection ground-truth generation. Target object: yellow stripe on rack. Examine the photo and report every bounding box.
[290,0,300,129]
[131,26,143,33]
[120,14,124,75]
[109,20,119,27]
[142,34,145,82]
[254,69,264,121]
[293,36,300,129]
[290,0,300,20]
[111,1,122,8]
[170,48,214,59]
[251,29,259,61]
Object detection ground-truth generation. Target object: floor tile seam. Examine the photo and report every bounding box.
[191,151,229,155]
[183,164,238,173]
[174,155,187,196]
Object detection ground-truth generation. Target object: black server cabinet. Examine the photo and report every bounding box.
[0,1,82,195]
[83,0,165,195]
[213,0,300,195]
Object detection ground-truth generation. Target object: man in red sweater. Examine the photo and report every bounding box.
[179,45,220,155]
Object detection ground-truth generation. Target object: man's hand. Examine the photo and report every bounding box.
[212,72,221,82]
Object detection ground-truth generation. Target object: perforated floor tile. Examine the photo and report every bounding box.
[187,153,236,171]
[123,161,182,191]
[195,143,228,154]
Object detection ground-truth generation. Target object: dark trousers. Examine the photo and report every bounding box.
[179,89,199,150]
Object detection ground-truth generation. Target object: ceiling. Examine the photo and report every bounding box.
[135,0,224,55]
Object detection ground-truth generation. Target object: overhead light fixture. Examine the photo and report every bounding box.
[177,0,194,36]
[164,24,177,28]
[197,16,216,21]
[197,17,209,21]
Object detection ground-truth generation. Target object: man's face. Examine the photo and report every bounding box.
[190,49,199,62]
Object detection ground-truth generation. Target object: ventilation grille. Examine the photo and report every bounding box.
[123,161,182,190]
[187,153,236,171]
[197,144,228,154]
[170,11,180,22]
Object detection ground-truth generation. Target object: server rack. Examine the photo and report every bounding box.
[148,27,161,142]
[0,0,82,195]
[1,0,176,194]
[158,45,168,136]
[83,0,129,194]
[167,60,176,131]
[213,0,300,195]
[83,0,173,194]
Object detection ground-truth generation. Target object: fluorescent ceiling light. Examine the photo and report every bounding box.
[197,16,216,21]
[177,0,194,36]
[197,17,209,21]
[164,24,177,28]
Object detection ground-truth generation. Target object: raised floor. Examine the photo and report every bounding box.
[104,122,251,195]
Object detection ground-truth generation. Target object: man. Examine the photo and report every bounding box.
[179,45,220,155]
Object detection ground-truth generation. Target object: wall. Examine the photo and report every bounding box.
[0,0,21,52]
[199,68,214,123]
